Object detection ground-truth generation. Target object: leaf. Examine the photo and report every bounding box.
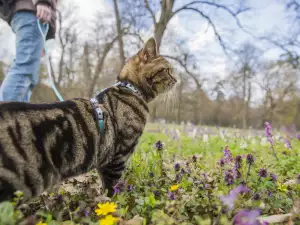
[0,202,15,225]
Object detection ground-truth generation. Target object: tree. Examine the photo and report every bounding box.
[258,61,299,127]
[229,43,261,129]
[113,0,126,67]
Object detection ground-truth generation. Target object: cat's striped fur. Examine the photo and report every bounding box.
[0,38,176,202]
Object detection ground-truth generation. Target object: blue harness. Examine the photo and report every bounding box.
[90,81,144,135]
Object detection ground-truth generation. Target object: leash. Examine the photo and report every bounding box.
[37,20,64,102]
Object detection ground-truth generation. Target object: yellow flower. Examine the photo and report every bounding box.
[95,202,117,216]
[170,184,180,192]
[99,215,120,225]
[36,221,47,225]
[277,182,288,193]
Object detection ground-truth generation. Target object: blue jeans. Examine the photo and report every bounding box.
[0,12,46,102]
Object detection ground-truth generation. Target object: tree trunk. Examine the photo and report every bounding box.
[176,79,183,124]
[242,69,247,129]
[113,0,125,67]
[154,0,175,49]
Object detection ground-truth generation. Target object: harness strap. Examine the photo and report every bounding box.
[90,97,105,134]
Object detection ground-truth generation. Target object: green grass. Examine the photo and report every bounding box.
[1,124,300,225]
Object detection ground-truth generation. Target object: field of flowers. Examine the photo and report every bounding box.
[0,122,300,225]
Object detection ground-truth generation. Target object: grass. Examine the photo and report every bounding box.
[0,123,300,225]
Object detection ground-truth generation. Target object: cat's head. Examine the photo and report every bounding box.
[118,38,177,102]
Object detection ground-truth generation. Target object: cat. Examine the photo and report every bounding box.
[0,37,176,202]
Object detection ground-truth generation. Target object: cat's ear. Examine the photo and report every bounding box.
[140,37,158,62]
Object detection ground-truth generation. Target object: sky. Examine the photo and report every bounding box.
[0,0,294,100]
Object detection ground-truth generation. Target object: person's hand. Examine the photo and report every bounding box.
[36,4,52,23]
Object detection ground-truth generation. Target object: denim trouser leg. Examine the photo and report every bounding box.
[0,12,46,102]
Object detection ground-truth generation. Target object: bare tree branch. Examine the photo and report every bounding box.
[144,0,157,26]
[172,1,250,29]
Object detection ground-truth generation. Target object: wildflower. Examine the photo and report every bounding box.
[234,169,241,179]
[154,140,163,151]
[235,155,242,169]
[270,173,277,182]
[113,180,126,194]
[127,184,133,192]
[267,191,272,197]
[95,202,117,216]
[297,174,300,184]
[258,168,268,178]
[175,174,181,183]
[265,122,274,145]
[192,155,197,163]
[253,193,260,200]
[233,209,261,225]
[153,190,161,197]
[220,184,250,209]
[174,163,180,172]
[170,184,180,192]
[223,146,233,162]
[99,215,120,225]
[219,158,225,167]
[180,168,186,174]
[84,209,90,217]
[149,172,154,178]
[246,154,254,165]
[296,133,300,140]
[36,222,47,225]
[224,170,234,185]
[168,191,176,200]
[284,139,292,149]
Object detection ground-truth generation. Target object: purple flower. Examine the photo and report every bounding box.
[267,191,272,197]
[220,185,250,209]
[234,169,242,179]
[180,168,186,174]
[296,133,300,140]
[149,172,154,178]
[127,184,133,192]
[224,170,234,185]
[113,180,126,194]
[270,173,277,182]
[297,174,300,184]
[83,209,90,217]
[174,163,180,172]
[168,191,176,200]
[155,141,163,151]
[258,168,268,178]
[175,174,181,182]
[284,139,292,149]
[153,190,161,197]
[233,209,261,225]
[56,194,63,202]
[265,122,274,145]
[253,193,260,200]
[246,154,254,165]
[235,155,242,169]
[223,146,233,162]
[219,158,225,167]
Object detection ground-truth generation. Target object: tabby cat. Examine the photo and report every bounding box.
[0,37,176,202]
